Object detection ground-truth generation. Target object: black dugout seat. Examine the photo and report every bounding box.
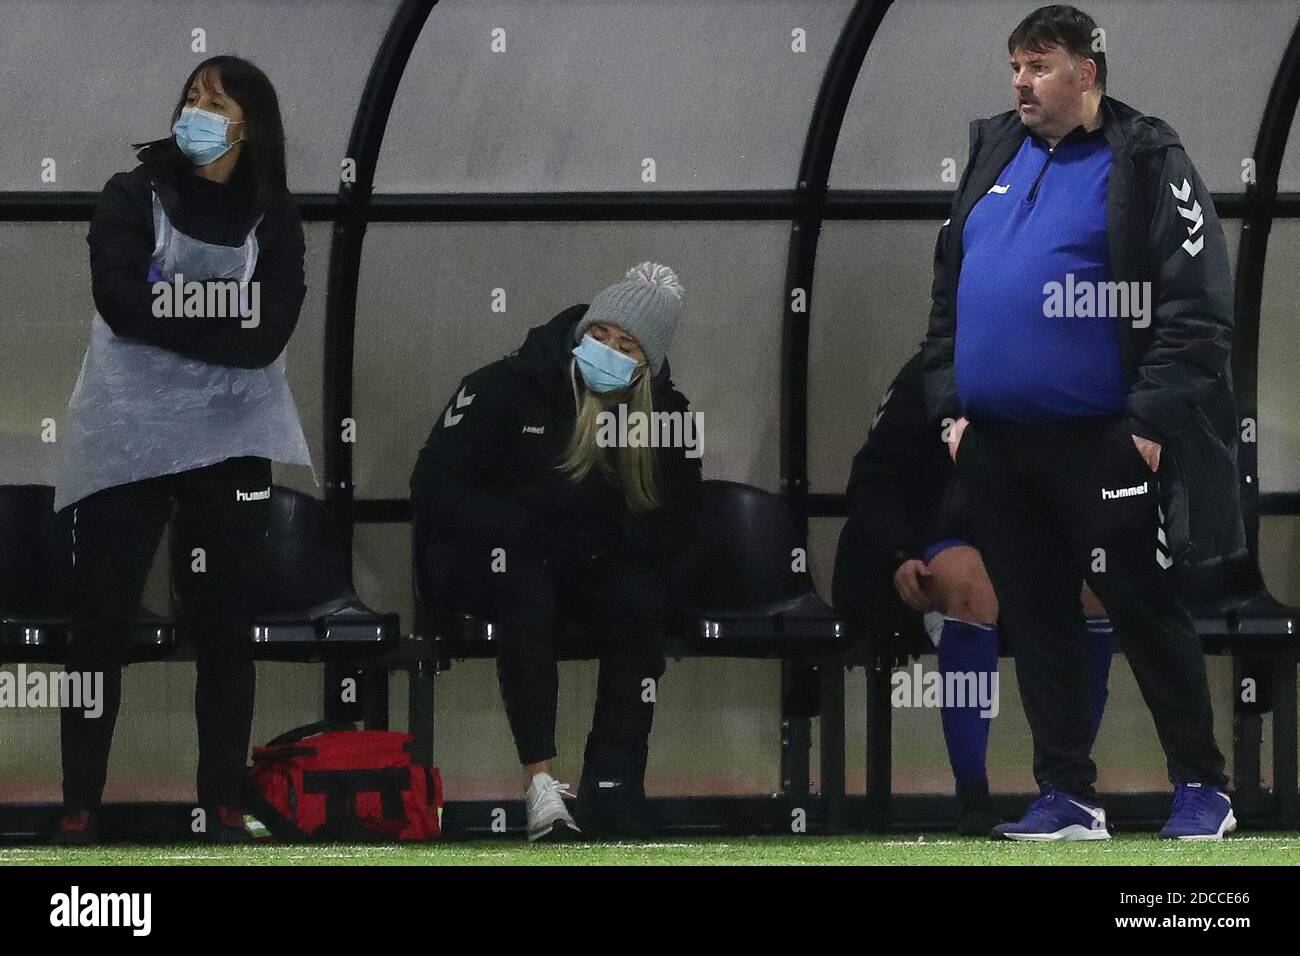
[0,485,174,663]
[685,480,844,654]
[414,480,846,661]
[1186,559,1295,642]
[169,485,398,662]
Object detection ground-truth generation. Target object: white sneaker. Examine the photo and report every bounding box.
[525,772,582,842]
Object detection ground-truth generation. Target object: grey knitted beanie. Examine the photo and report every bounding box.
[573,262,684,374]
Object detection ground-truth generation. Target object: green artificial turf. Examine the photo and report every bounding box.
[3,834,1297,866]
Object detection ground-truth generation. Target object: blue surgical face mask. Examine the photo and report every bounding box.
[172,106,243,166]
[572,334,640,393]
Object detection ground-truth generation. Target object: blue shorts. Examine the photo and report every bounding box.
[922,538,973,565]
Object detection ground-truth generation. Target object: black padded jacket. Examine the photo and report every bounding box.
[86,141,306,369]
[920,95,1250,598]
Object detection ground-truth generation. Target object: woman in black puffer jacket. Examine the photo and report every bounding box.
[410,263,703,841]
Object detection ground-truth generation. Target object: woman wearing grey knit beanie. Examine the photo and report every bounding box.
[411,262,704,842]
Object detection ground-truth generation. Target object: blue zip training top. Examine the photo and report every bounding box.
[955,126,1127,423]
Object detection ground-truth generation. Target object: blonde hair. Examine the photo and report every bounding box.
[556,359,662,512]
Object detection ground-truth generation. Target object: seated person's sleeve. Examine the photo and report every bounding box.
[175,198,307,369]
[410,363,535,549]
[88,175,305,368]
[88,171,229,356]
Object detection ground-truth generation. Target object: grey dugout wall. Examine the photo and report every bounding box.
[1,0,1299,805]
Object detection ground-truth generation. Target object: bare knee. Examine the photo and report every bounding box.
[923,546,999,625]
[948,580,998,626]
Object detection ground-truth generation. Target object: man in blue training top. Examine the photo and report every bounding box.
[922,5,1246,840]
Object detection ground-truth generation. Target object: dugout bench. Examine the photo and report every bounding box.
[0,481,854,837]
[0,484,399,670]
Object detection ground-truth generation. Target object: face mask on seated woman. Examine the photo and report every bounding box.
[572,334,642,393]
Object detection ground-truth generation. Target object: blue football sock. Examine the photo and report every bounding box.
[936,617,1000,788]
[1086,616,1116,748]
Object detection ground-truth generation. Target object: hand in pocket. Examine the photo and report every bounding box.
[1131,433,1161,473]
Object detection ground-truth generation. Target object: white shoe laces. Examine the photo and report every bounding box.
[529,776,574,810]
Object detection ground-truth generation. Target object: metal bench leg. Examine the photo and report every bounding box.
[323,662,365,723]
[865,653,893,833]
[818,660,846,834]
[1232,656,1265,818]
[1273,653,1298,825]
[780,662,814,832]
[409,659,436,768]
[362,669,389,731]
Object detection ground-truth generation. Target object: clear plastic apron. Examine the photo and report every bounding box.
[53,191,314,512]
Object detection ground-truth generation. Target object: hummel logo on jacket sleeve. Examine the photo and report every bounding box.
[442,386,475,427]
[1169,178,1204,257]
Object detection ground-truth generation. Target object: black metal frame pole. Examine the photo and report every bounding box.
[321,0,438,724]
[323,0,439,563]
[1270,648,1299,824]
[1228,14,1300,822]
[1231,655,1266,814]
[1233,13,1300,558]
[7,188,1287,225]
[779,0,894,831]
[818,658,847,833]
[782,0,893,529]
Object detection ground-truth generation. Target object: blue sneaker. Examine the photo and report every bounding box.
[1159,783,1236,840]
[993,788,1110,841]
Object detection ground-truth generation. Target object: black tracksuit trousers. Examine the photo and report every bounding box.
[435,540,699,766]
[955,412,1227,797]
[61,456,271,812]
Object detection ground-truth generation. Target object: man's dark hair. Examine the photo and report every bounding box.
[1008,5,1107,93]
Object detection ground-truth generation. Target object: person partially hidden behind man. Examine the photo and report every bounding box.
[835,349,1116,835]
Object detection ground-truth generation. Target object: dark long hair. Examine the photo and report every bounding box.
[132,55,289,214]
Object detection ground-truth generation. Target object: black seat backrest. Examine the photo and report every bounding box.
[0,485,72,616]
[691,480,810,612]
[170,485,351,616]
[410,480,814,617]
[1180,553,1267,618]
